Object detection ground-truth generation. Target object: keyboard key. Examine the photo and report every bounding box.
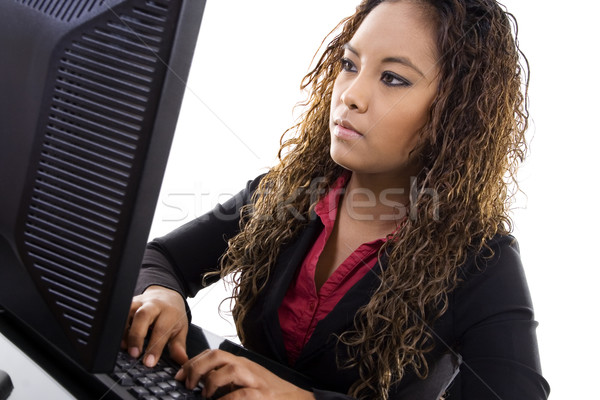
[129,386,150,399]
[146,372,160,383]
[148,385,166,397]
[128,368,145,379]
[112,372,134,387]
[116,358,133,369]
[136,377,154,388]
[156,371,171,381]
[138,365,155,375]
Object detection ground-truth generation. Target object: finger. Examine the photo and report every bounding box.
[142,322,173,367]
[203,363,254,398]
[168,326,189,366]
[143,303,189,367]
[127,303,158,358]
[178,350,231,389]
[174,349,209,382]
[121,299,142,349]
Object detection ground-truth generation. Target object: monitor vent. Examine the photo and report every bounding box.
[15,0,106,22]
[20,0,175,349]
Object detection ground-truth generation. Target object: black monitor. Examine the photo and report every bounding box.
[0,0,206,373]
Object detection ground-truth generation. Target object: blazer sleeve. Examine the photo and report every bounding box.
[135,175,264,298]
[446,236,550,399]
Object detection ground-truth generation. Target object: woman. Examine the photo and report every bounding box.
[124,0,550,398]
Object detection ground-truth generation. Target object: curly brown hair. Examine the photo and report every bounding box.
[217,0,529,398]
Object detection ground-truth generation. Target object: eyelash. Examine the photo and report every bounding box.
[340,57,356,72]
[340,57,412,88]
[381,71,412,87]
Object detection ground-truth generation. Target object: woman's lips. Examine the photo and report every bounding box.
[333,119,363,140]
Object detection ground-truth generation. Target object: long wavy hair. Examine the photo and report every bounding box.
[217,0,529,398]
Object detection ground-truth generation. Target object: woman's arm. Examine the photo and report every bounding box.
[123,175,264,367]
[136,175,265,298]
[446,236,550,399]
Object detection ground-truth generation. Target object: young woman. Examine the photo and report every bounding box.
[124,0,550,398]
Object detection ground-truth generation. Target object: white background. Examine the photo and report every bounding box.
[148,1,600,399]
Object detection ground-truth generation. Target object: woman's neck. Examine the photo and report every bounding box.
[342,172,413,229]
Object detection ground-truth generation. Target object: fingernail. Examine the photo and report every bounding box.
[145,354,156,367]
[129,347,140,358]
[174,368,183,380]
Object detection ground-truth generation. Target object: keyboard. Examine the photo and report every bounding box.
[108,350,205,400]
[102,323,316,400]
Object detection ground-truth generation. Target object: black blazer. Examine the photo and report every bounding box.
[138,176,550,399]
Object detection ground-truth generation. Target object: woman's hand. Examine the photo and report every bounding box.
[175,349,315,400]
[121,285,189,367]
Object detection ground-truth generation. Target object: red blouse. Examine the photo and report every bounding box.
[277,175,389,365]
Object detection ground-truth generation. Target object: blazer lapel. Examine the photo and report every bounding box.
[258,217,323,365]
[294,259,385,368]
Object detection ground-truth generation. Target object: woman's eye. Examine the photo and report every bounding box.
[381,72,411,87]
[340,58,356,72]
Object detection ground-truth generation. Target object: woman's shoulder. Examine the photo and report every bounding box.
[451,233,535,328]
[459,233,523,279]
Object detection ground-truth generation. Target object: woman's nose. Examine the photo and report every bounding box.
[340,74,369,113]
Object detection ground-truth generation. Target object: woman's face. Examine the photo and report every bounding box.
[329,0,440,181]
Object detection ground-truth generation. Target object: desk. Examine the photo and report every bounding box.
[0,332,75,400]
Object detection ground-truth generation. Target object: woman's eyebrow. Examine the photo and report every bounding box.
[343,43,425,78]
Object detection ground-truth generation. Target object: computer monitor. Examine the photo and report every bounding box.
[0,0,206,373]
